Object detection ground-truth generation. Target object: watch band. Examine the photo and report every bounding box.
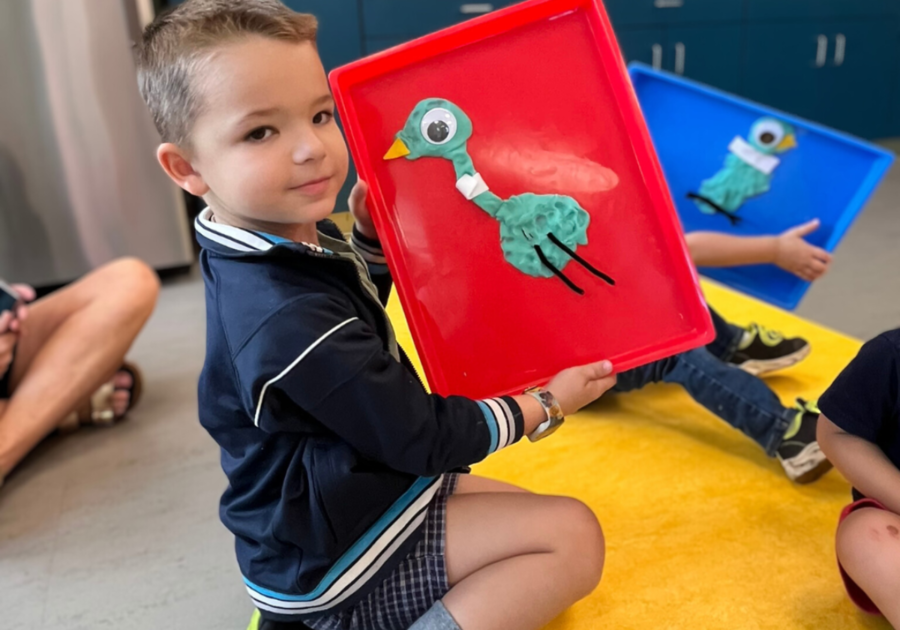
[524,387,565,442]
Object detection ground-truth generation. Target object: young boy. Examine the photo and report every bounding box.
[137,2,618,628]
[613,221,834,484]
[817,329,900,625]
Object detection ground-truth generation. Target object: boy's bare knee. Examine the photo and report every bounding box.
[554,498,605,593]
[837,508,900,573]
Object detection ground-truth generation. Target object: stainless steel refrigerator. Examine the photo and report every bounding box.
[0,0,193,287]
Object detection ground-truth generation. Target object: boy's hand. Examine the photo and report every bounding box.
[349,180,377,240]
[775,219,832,282]
[547,360,617,416]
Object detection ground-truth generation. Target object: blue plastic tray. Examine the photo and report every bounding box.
[628,63,894,310]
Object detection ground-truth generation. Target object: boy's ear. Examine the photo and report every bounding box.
[156,143,209,197]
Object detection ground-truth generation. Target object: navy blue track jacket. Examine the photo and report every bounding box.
[194,208,525,621]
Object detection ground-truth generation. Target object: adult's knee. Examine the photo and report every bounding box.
[836,508,900,577]
[555,498,605,594]
[101,258,161,311]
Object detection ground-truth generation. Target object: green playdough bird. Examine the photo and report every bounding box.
[384,98,614,295]
[689,117,797,225]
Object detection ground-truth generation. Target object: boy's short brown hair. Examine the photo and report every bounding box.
[136,0,318,146]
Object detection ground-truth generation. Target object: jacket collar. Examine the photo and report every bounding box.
[194,207,334,257]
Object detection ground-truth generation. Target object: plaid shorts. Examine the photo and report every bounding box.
[305,473,460,630]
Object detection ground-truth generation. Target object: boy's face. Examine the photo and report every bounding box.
[185,38,348,228]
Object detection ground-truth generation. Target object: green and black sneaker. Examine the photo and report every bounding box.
[728,323,810,377]
[248,610,314,630]
[776,399,832,484]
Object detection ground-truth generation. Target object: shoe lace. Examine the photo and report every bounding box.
[746,323,784,346]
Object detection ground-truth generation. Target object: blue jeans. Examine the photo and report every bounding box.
[614,308,793,456]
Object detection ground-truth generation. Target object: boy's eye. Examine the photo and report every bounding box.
[313,110,334,125]
[246,127,274,142]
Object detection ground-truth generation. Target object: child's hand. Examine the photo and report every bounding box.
[547,360,617,416]
[349,180,377,240]
[775,219,832,282]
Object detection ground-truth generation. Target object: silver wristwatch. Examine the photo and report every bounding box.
[525,387,565,442]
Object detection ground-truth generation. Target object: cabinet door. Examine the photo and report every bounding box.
[362,0,516,38]
[746,0,896,22]
[745,21,897,139]
[604,0,742,27]
[615,27,667,68]
[282,0,362,71]
[665,25,743,93]
[743,22,829,123]
[815,20,898,138]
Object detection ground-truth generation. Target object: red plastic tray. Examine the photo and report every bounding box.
[330,0,713,400]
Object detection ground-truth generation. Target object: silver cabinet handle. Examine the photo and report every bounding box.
[674,42,685,74]
[652,43,663,70]
[834,33,846,66]
[460,3,493,14]
[816,34,828,67]
[654,0,684,7]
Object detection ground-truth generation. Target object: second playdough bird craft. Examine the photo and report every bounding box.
[629,64,893,310]
[384,98,615,295]
[689,117,797,226]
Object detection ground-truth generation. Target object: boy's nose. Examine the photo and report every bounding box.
[291,130,327,164]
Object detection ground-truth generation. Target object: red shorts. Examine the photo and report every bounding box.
[837,497,891,615]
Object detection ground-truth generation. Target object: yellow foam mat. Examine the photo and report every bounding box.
[386,280,889,629]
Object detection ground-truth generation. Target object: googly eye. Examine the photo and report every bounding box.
[753,119,785,148]
[420,108,458,145]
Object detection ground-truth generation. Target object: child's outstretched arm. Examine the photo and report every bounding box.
[232,291,617,477]
[685,219,832,281]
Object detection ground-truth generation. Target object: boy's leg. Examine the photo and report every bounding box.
[614,348,830,482]
[615,348,793,455]
[440,476,604,630]
[836,507,900,625]
[0,258,159,477]
[704,307,745,362]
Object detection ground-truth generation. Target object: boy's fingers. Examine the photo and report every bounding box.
[583,360,613,380]
[814,249,832,264]
[787,219,820,238]
[348,181,368,212]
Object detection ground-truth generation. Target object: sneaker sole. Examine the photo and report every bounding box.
[737,345,811,377]
[778,442,833,484]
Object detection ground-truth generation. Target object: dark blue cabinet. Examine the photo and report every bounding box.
[615,28,666,68]
[616,25,742,95]
[282,0,363,71]
[665,25,742,93]
[746,0,896,22]
[604,0,742,27]
[162,0,900,142]
[744,19,898,139]
[363,0,515,38]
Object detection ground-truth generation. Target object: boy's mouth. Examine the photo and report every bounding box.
[290,176,332,195]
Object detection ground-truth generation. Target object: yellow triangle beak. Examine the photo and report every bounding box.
[384,138,411,160]
[777,134,797,151]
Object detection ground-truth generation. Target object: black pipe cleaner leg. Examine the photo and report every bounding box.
[686,192,741,226]
[546,233,616,286]
[535,245,584,295]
